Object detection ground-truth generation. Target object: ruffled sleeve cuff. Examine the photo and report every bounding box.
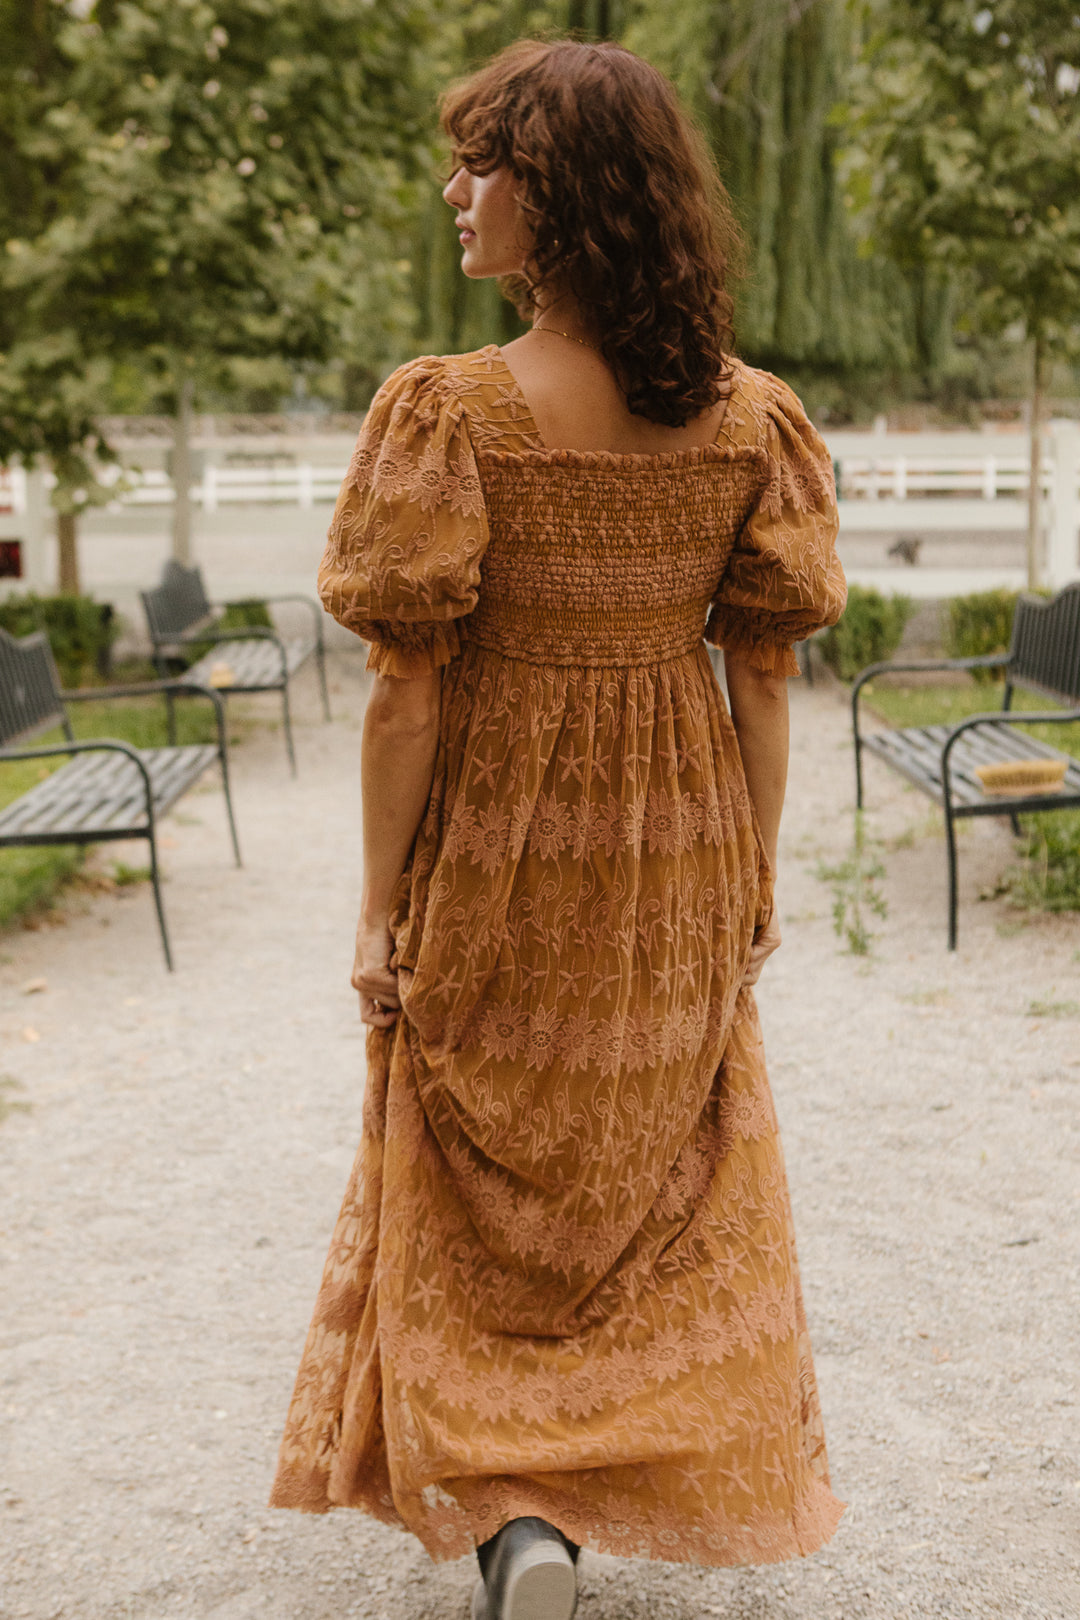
[706,603,801,679]
[364,619,464,678]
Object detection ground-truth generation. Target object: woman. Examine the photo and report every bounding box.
[271,38,846,1620]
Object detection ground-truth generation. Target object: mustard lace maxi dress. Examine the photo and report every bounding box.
[270,345,847,1567]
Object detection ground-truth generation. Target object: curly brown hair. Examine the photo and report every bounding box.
[440,39,743,428]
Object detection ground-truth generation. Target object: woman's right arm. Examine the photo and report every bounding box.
[353,668,442,1027]
[724,652,790,985]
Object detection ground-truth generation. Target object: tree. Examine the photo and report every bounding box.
[841,0,1080,586]
[0,0,118,592]
[624,0,954,387]
[3,0,437,579]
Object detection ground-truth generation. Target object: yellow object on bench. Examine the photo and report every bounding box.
[974,759,1068,797]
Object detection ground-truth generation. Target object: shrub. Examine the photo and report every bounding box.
[219,598,272,631]
[0,593,116,687]
[818,585,913,682]
[945,589,1018,683]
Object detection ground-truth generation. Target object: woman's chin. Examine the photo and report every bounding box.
[460,250,520,280]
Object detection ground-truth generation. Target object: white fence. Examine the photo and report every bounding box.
[3,421,1080,597]
[827,422,1080,596]
[118,461,347,511]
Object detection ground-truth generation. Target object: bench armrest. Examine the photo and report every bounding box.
[942,707,1080,746]
[60,681,229,760]
[940,708,1080,797]
[167,625,277,646]
[257,593,325,651]
[210,593,326,652]
[851,653,1011,743]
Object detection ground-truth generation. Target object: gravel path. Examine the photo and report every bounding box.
[1,654,1077,1620]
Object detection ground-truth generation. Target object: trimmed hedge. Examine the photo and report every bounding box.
[818,585,914,682]
[944,589,1018,682]
[0,593,116,687]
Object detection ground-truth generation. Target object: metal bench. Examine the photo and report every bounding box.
[0,628,241,970]
[140,561,330,775]
[852,583,1080,949]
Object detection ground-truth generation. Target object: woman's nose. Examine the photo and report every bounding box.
[442,167,468,207]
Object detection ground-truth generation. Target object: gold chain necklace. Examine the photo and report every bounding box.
[532,324,600,353]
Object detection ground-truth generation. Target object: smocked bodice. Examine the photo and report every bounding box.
[317,344,845,681]
[467,450,767,667]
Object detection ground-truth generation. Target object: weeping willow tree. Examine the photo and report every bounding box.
[625,0,956,381]
[416,0,954,410]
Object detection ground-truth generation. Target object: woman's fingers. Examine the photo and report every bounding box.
[359,992,399,1027]
[742,912,782,986]
[351,917,402,1026]
[353,964,400,1026]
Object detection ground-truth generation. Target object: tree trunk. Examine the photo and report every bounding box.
[1027,332,1046,592]
[57,510,80,595]
[171,374,195,566]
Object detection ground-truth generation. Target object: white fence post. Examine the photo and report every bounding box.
[1046,419,1080,589]
[298,461,314,509]
[23,468,49,590]
[201,459,219,514]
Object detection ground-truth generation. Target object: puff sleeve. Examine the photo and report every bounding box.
[317,357,489,677]
[706,373,846,678]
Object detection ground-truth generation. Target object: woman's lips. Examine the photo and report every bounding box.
[458,229,475,243]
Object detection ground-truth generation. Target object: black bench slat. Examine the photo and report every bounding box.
[185,636,311,689]
[0,750,131,834]
[863,722,1080,814]
[19,750,151,835]
[0,745,219,838]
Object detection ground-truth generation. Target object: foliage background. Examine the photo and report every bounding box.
[2,0,1079,439]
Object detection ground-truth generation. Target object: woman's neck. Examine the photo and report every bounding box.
[530,293,597,348]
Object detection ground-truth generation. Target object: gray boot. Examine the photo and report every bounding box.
[471,1517,577,1620]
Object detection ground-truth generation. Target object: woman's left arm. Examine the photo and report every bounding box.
[724,653,790,985]
[353,668,442,1026]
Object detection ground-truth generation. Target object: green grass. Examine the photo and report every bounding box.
[0,689,224,929]
[864,678,1080,912]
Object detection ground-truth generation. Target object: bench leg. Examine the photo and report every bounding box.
[146,826,174,972]
[219,757,242,868]
[165,688,177,748]
[944,796,960,952]
[316,642,331,721]
[854,732,865,811]
[281,683,297,776]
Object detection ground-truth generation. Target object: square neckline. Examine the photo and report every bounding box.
[483,344,742,468]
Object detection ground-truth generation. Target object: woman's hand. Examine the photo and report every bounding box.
[352,916,401,1028]
[742,908,782,987]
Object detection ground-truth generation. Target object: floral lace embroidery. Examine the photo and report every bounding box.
[273,346,846,1568]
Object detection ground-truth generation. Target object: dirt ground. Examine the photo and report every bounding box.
[1,653,1077,1620]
